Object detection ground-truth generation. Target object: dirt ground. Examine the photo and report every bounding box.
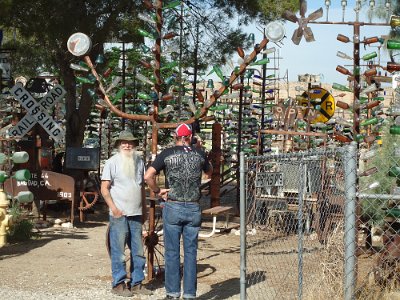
[0,188,242,300]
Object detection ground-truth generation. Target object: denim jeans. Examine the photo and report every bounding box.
[109,215,146,287]
[163,201,202,299]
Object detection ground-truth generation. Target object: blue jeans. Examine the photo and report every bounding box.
[109,215,146,288]
[163,201,202,299]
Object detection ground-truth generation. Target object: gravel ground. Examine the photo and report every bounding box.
[0,189,241,300]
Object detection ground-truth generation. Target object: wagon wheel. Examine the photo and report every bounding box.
[78,191,99,222]
[143,198,165,282]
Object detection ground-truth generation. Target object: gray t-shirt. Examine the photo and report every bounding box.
[101,152,144,216]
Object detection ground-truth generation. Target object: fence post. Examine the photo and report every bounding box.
[344,142,357,300]
[240,152,246,300]
[297,162,307,300]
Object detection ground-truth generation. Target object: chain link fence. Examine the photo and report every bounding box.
[240,144,361,300]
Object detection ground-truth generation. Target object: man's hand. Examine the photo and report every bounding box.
[111,207,124,218]
[158,188,170,200]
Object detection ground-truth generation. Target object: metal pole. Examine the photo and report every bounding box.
[260,29,267,155]
[297,162,306,300]
[239,151,246,300]
[122,41,126,130]
[344,142,357,300]
[236,75,244,211]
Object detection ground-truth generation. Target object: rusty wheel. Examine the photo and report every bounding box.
[143,206,165,281]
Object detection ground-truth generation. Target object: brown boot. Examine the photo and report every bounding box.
[131,283,153,295]
[111,282,134,297]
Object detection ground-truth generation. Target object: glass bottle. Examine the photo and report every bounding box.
[250,58,270,66]
[332,82,352,92]
[138,29,155,40]
[0,171,7,183]
[76,76,94,84]
[360,117,379,127]
[161,94,174,101]
[103,67,113,78]
[213,65,224,81]
[159,105,174,115]
[388,166,400,177]
[387,40,400,50]
[337,34,350,43]
[360,100,380,110]
[333,134,352,143]
[336,100,350,109]
[363,36,379,44]
[336,65,352,75]
[161,61,178,70]
[139,60,152,69]
[163,0,180,9]
[136,73,154,85]
[364,68,377,77]
[390,125,400,135]
[16,191,34,203]
[12,151,29,163]
[209,104,229,111]
[105,76,122,93]
[70,63,89,72]
[362,51,377,61]
[14,169,31,181]
[359,167,378,177]
[390,15,400,28]
[387,62,400,73]
[137,92,151,100]
[112,88,125,104]
[237,47,245,58]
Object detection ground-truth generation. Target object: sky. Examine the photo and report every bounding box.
[240,1,394,85]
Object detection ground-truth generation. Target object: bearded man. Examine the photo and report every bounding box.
[101,130,152,297]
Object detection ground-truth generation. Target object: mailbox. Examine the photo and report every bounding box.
[65,147,100,170]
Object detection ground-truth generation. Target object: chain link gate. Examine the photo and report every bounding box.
[240,145,358,300]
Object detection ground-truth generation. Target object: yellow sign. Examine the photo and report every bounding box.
[297,87,335,123]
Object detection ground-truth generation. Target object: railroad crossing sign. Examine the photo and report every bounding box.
[297,87,335,124]
[9,83,66,141]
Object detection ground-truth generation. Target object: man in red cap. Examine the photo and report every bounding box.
[144,123,212,300]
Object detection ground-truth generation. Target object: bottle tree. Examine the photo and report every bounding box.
[68,0,268,280]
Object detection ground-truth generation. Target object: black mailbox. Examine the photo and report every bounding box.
[65,147,100,170]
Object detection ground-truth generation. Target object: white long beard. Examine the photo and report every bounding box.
[120,149,136,178]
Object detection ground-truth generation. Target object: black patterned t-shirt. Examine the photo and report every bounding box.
[151,146,211,202]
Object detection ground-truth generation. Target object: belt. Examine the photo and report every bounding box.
[166,199,199,203]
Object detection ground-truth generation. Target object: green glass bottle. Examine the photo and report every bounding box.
[163,0,180,9]
[76,76,94,84]
[387,40,400,50]
[389,166,400,178]
[138,29,155,40]
[87,88,96,99]
[12,152,29,164]
[390,125,400,135]
[137,92,151,100]
[360,117,378,127]
[0,171,8,183]
[213,65,224,81]
[161,61,179,70]
[209,104,229,111]
[14,169,31,182]
[250,58,270,66]
[362,51,377,61]
[16,191,34,203]
[332,83,352,92]
[112,88,125,104]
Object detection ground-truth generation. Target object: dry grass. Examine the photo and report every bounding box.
[304,222,344,300]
